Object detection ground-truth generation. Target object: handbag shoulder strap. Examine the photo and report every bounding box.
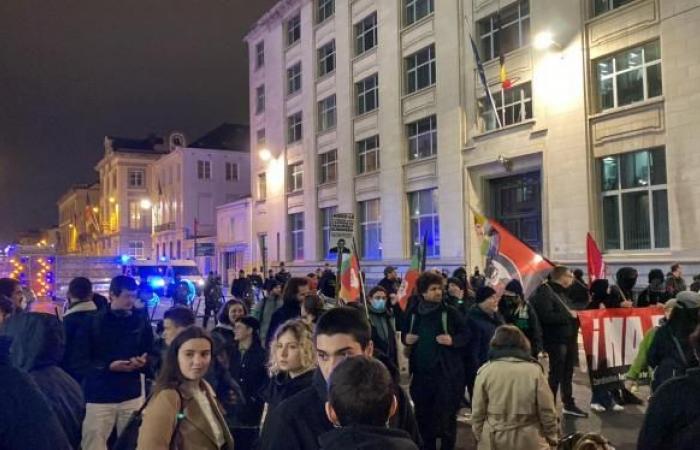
[671,334,689,367]
[170,389,186,450]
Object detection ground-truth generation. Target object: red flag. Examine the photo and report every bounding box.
[587,232,605,285]
[397,240,424,311]
[472,208,553,298]
[339,248,361,303]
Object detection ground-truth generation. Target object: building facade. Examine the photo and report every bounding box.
[56,183,101,255]
[244,0,700,281]
[216,197,255,286]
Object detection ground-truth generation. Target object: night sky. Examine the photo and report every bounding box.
[0,0,278,242]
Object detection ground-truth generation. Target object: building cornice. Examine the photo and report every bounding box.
[243,0,305,43]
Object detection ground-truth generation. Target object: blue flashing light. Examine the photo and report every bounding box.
[150,277,166,289]
[120,255,131,265]
[159,256,168,262]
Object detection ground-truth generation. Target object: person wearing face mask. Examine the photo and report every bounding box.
[137,326,234,450]
[499,279,543,357]
[445,277,472,318]
[609,267,638,308]
[638,269,673,307]
[366,286,398,367]
[404,272,470,450]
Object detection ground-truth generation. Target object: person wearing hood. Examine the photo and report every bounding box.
[609,267,637,308]
[588,279,611,310]
[319,356,419,450]
[638,269,673,307]
[404,272,470,450]
[260,307,421,450]
[317,268,337,303]
[252,280,283,347]
[568,269,591,310]
[266,277,309,347]
[648,291,700,391]
[366,286,398,367]
[471,325,558,450]
[2,311,85,449]
[263,319,316,424]
[665,263,687,297]
[499,279,543,357]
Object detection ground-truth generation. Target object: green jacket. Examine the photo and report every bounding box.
[627,326,658,381]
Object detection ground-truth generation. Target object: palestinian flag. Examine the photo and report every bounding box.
[397,235,426,311]
[472,208,552,298]
[339,248,361,303]
[499,54,512,90]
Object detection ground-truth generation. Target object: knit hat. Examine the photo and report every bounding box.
[476,286,497,304]
[504,279,523,297]
[384,266,397,276]
[447,277,465,291]
[676,291,700,309]
[236,316,260,331]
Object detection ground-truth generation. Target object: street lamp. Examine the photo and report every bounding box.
[140,198,152,210]
[534,31,560,50]
[259,148,272,162]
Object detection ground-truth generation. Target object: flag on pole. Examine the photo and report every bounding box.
[586,232,605,285]
[339,244,362,303]
[472,207,553,298]
[397,237,426,312]
[497,13,512,90]
[469,35,503,129]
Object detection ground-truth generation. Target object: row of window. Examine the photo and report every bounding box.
[196,160,240,182]
[289,187,440,261]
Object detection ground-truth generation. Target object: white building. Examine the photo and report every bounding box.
[244,0,700,282]
[216,197,255,286]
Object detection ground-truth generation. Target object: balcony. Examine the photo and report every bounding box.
[154,222,176,233]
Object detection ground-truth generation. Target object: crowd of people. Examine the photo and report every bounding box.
[0,261,699,450]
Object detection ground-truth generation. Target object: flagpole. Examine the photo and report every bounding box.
[468,34,503,129]
[352,236,369,318]
[420,232,427,272]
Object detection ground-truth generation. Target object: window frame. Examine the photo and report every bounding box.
[356,135,380,175]
[407,115,438,161]
[478,81,533,131]
[478,0,530,61]
[287,162,304,193]
[257,172,267,201]
[317,0,335,23]
[355,12,378,56]
[128,240,145,258]
[405,44,436,94]
[197,160,212,180]
[256,128,266,147]
[255,41,265,69]
[127,169,145,188]
[287,111,303,144]
[405,0,434,27]
[286,14,301,47]
[317,40,336,78]
[318,149,338,185]
[255,85,265,114]
[128,201,144,230]
[320,206,338,260]
[408,188,440,257]
[593,0,635,17]
[287,62,302,95]
[317,94,337,132]
[355,73,379,115]
[225,162,239,182]
[289,212,305,261]
[358,198,382,260]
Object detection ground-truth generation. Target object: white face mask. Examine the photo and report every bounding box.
[370,297,386,312]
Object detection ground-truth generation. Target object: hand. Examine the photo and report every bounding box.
[129,353,148,369]
[109,360,136,372]
[569,310,578,318]
[621,300,634,308]
[405,333,419,345]
[436,334,453,346]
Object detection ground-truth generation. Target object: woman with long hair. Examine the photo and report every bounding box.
[137,326,234,450]
[212,300,248,344]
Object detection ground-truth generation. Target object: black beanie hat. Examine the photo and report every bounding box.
[236,316,260,332]
[476,286,497,304]
[505,279,523,297]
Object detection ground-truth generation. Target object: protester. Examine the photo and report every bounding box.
[470,267,486,290]
[366,286,399,367]
[263,269,277,293]
[275,262,292,285]
[627,299,677,388]
[259,307,421,450]
[531,265,588,417]
[378,266,400,296]
[252,280,283,346]
[317,268,337,303]
[137,326,234,450]
[80,275,154,450]
[172,279,195,307]
[203,272,224,328]
[445,277,471,317]
[638,323,700,450]
[471,325,558,450]
[319,356,420,450]
[266,277,309,347]
[404,271,469,450]
[465,286,505,395]
[666,263,687,297]
[231,270,252,304]
[638,269,673,306]
[0,277,24,312]
[2,311,85,449]
[499,279,543,357]
[306,272,319,291]
[588,279,611,310]
[249,267,264,294]
[690,274,700,293]
[568,269,591,310]
[263,319,315,422]
[609,267,637,308]
[301,293,325,326]
[647,291,700,391]
[61,277,100,383]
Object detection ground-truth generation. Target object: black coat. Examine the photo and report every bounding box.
[259,369,421,450]
[263,370,314,422]
[498,298,543,356]
[638,367,700,450]
[227,340,268,426]
[319,425,420,450]
[266,301,301,347]
[648,318,699,391]
[231,277,252,299]
[378,277,399,296]
[466,306,506,371]
[61,300,99,383]
[368,310,398,368]
[567,279,590,310]
[530,282,578,345]
[638,287,672,307]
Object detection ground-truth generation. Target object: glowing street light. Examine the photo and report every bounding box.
[140,198,153,210]
[259,148,272,162]
[534,31,560,50]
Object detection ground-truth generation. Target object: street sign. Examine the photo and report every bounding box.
[195,243,215,257]
[330,213,355,253]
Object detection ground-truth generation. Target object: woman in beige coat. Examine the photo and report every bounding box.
[472,325,558,450]
[138,326,234,450]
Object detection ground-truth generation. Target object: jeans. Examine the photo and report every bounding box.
[81,396,144,450]
[544,339,577,407]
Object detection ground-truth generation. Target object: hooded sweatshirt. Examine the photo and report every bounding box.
[610,267,638,308]
[638,269,673,306]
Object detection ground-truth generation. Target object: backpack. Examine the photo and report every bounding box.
[558,432,613,450]
[113,389,185,450]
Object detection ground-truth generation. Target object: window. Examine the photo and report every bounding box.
[319,150,337,184]
[317,0,334,23]
[359,199,382,259]
[405,0,434,26]
[405,44,436,94]
[355,12,378,55]
[318,95,336,132]
[479,0,530,60]
[409,189,440,257]
[128,201,144,229]
[357,135,380,174]
[317,40,335,77]
[176,241,181,259]
[596,40,662,111]
[407,115,437,160]
[320,206,338,259]
[225,163,239,182]
[128,241,145,258]
[257,173,267,201]
[289,213,304,260]
[197,160,211,180]
[287,112,303,144]
[128,169,145,188]
[593,0,634,16]
[479,82,533,131]
[287,62,302,95]
[356,73,379,115]
[287,14,301,46]
[600,148,668,251]
[255,41,265,69]
[288,162,304,193]
[255,85,265,114]
[257,128,266,147]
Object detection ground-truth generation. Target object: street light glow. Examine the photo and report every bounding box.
[140,198,152,209]
[534,31,556,50]
[259,148,271,161]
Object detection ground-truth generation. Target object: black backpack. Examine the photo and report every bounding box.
[112,389,185,450]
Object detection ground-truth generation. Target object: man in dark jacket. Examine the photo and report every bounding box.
[530,265,588,418]
[80,275,154,450]
[62,277,100,383]
[638,269,673,307]
[567,269,590,310]
[266,277,309,347]
[609,267,637,308]
[378,266,400,296]
[2,311,85,449]
[403,272,469,450]
[445,277,473,318]
[0,335,73,450]
[666,263,687,297]
[275,262,292,285]
[499,279,542,357]
[260,307,421,450]
[466,286,505,395]
[231,270,252,302]
[366,286,398,368]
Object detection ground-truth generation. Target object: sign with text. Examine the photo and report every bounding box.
[195,243,215,257]
[578,307,664,386]
[330,213,354,253]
